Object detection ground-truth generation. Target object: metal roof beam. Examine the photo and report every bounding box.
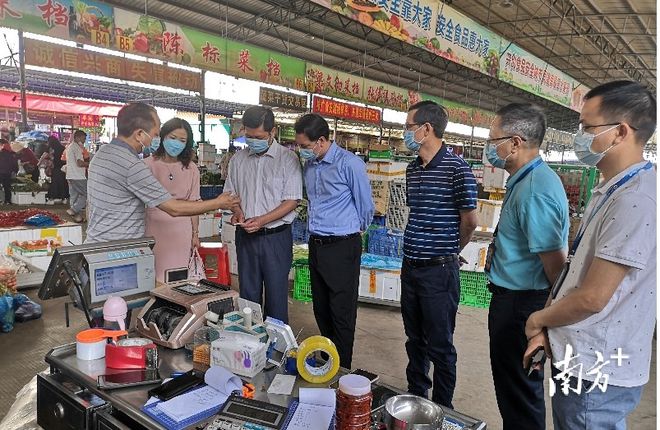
[487,12,655,26]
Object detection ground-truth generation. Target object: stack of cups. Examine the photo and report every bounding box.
[335,374,373,430]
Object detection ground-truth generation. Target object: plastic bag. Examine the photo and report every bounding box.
[24,214,57,227]
[0,255,18,296]
[0,294,15,332]
[15,296,42,323]
[188,247,206,281]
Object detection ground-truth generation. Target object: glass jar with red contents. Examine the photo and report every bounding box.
[335,374,372,430]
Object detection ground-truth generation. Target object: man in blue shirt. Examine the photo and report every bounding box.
[294,113,374,368]
[484,103,568,429]
[402,101,478,409]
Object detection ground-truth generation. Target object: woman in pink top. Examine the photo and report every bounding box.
[145,118,201,282]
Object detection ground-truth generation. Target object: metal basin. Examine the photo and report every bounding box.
[383,395,444,429]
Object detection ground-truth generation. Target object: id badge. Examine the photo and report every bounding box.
[484,241,496,273]
[550,261,570,299]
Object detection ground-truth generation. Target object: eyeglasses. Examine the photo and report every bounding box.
[404,122,424,131]
[578,122,638,132]
[485,135,526,145]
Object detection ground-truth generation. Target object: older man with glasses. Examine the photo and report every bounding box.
[484,103,569,429]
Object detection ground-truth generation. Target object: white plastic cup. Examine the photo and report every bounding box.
[243,307,252,328]
[76,329,108,361]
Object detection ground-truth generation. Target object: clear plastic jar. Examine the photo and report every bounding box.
[335,374,372,430]
[193,326,219,366]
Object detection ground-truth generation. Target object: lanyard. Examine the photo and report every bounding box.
[569,162,652,256]
[493,158,543,237]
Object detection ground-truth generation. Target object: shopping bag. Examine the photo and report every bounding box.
[188,247,206,281]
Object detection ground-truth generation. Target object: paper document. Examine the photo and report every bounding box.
[267,374,296,395]
[286,388,335,430]
[152,366,242,422]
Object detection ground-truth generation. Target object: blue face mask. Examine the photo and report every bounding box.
[404,125,424,152]
[163,138,185,157]
[299,140,319,161]
[245,137,269,154]
[484,139,510,169]
[573,125,618,166]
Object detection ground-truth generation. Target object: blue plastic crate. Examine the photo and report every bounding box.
[292,218,309,243]
[200,185,223,200]
[367,227,404,259]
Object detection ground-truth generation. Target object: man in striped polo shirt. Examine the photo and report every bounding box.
[86,102,239,244]
[401,101,478,408]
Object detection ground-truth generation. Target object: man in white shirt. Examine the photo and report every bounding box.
[524,80,656,429]
[224,106,302,323]
[65,130,89,223]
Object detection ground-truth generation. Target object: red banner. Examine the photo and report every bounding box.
[24,39,202,93]
[312,96,381,125]
[79,114,101,127]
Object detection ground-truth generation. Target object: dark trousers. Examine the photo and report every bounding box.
[235,225,292,323]
[0,174,11,203]
[309,235,362,369]
[488,285,549,430]
[400,259,460,409]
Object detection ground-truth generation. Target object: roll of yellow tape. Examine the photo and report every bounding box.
[296,335,341,384]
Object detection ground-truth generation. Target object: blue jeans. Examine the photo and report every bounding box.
[551,366,644,430]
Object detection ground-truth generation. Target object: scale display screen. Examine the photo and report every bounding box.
[95,263,138,296]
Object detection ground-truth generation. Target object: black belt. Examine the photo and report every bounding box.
[309,232,360,245]
[403,254,458,268]
[241,223,290,235]
[488,282,550,296]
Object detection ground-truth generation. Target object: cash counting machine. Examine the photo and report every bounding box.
[39,238,238,347]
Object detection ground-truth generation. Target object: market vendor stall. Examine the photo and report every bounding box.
[30,238,486,430]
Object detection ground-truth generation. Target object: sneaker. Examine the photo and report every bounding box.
[73,214,84,223]
[46,200,55,206]
[52,199,62,204]
[66,209,75,216]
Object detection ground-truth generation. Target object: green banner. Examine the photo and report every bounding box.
[181,26,227,73]
[226,40,306,90]
[305,63,364,102]
[0,0,114,43]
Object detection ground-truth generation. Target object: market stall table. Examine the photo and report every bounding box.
[40,343,486,429]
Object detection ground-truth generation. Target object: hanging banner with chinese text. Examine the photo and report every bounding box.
[259,87,308,111]
[499,43,573,108]
[312,96,381,125]
[180,26,227,73]
[305,63,365,102]
[24,38,202,92]
[420,93,472,126]
[0,0,114,43]
[471,107,496,129]
[363,78,416,111]
[310,0,499,77]
[433,4,501,77]
[78,114,100,127]
[226,40,306,90]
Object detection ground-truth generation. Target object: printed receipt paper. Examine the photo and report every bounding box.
[151,366,242,422]
[287,388,335,430]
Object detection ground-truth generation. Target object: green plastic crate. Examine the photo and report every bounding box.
[459,271,492,309]
[369,149,392,160]
[293,262,312,303]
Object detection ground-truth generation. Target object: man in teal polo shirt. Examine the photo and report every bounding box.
[484,103,568,430]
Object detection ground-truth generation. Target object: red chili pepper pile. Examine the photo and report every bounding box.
[0,209,64,228]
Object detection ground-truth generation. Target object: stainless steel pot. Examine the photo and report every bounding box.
[383,395,444,429]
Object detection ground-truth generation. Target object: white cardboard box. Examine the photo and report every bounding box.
[367,161,408,181]
[12,191,47,205]
[198,213,215,238]
[483,166,509,190]
[226,242,238,275]
[460,241,490,272]
[358,267,401,302]
[221,220,236,244]
[476,199,502,230]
